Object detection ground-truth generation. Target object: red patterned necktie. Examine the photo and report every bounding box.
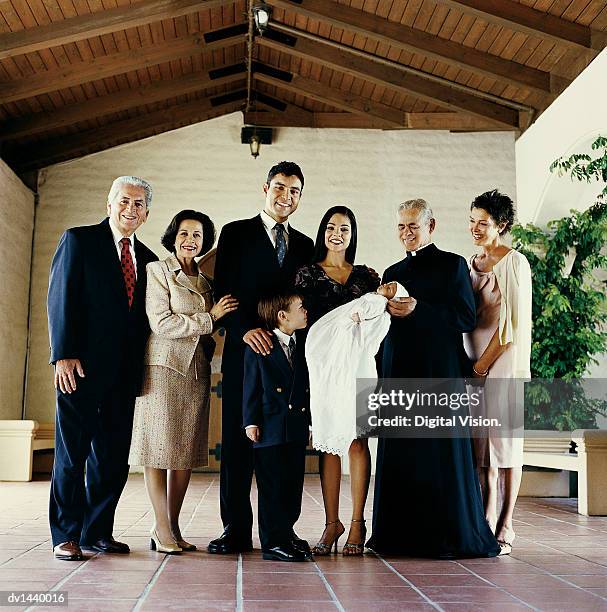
[120,237,136,308]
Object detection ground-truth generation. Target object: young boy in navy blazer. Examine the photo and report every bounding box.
[243,291,311,562]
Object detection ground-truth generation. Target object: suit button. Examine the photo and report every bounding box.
[276,387,282,393]
[301,407,305,412]
[289,404,292,410]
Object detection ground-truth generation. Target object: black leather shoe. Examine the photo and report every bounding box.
[207,531,253,554]
[262,544,308,562]
[91,537,130,554]
[291,533,312,557]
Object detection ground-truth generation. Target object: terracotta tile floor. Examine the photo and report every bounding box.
[1,474,607,611]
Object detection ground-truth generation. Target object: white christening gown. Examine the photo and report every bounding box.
[306,283,407,456]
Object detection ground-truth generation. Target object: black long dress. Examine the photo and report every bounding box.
[366,244,500,558]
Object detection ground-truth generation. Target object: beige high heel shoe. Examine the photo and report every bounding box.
[150,529,182,554]
[311,520,345,556]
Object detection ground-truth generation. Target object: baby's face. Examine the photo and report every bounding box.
[377,282,397,299]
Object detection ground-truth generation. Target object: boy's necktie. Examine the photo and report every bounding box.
[288,337,296,368]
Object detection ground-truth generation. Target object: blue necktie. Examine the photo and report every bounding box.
[275,223,287,267]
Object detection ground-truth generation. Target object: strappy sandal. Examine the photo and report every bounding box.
[342,518,366,556]
[311,519,345,556]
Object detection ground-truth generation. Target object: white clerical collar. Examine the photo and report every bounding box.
[273,328,295,346]
[261,210,290,234]
[407,241,433,257]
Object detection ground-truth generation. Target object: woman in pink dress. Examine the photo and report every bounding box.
[464,190,532,554]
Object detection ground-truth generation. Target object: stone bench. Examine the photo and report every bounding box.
[523,429,607,516]
[0,420,54,481]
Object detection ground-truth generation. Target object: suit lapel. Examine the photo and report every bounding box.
[268,340,293,381]
[98,218,130,306]
[251,214,281,273]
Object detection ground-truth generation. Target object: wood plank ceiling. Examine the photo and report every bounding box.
[0,0,606,173]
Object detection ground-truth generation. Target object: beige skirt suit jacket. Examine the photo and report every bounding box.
[129,254,215,469]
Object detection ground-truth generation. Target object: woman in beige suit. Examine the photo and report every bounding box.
[129,210,237,553]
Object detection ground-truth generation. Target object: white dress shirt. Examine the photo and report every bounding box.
[261,210,290,249]
[109,217,138,279]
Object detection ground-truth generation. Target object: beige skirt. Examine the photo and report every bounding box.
[129,346,210,470]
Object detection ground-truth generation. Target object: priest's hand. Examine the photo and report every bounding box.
[246,426,261,443]
[387,296,416,317]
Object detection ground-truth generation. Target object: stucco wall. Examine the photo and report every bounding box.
[0,160,35,420]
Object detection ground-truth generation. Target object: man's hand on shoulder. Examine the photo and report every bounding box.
[54,359,85,394]
[243,328,273,355]
[387,296,417,318]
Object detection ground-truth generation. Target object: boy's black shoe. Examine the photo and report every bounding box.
[262,544,308,562]
[291,534,312,558]
[208,530,253,554]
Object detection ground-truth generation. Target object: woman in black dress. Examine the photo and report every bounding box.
[295,206,379,556]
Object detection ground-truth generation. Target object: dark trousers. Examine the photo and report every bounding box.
[219,357,255,539]
[49,385,135,547]
[254,442,306,550]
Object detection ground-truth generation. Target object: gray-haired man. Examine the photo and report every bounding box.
[47,176,158,560]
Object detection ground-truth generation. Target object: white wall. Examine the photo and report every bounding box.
[27,112,516,422]
[515,47,607,426]
[516,47,607,225]
[0,160,35,420]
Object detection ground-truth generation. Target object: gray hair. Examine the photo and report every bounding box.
[108,176,153,208]
[398,198,433,225]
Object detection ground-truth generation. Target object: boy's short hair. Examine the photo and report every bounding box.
[258,291,301,330]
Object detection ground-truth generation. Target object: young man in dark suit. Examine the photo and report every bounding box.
[243,292,310,561]
[211,162,314,554]
[47,176,157,560]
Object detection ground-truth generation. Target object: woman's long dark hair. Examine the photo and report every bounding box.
[312,205,358,264]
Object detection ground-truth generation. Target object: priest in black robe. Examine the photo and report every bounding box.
[366,198,500,558]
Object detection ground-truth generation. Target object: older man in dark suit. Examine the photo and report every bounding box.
[211,161,314,554]
[47,176,157,560]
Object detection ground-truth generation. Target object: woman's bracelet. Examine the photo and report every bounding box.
[209,311,217,323]
[473,364,489,377]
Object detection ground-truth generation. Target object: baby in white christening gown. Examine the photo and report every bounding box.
[306,281,408,456]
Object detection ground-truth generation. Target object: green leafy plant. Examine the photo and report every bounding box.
[511,136,607,430]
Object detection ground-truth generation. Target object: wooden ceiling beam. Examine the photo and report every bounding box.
[266,0,555,97]
[254,68,406,127]
[0,0,236,60]
[258,34,519,128]
[245,110,512,131]
[252,94,316,126]
[0,28,245,103]
[244,110,386,129]
[1,64,246,140]
[432,0,605,53]
[7,98,244,171]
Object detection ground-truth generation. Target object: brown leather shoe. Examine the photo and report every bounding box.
[92,537,130,554]
[53,541,84,561]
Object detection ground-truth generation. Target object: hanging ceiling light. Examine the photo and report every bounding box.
[249,133,261,158]
[252,2,271,34]
[241,126,273,159]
